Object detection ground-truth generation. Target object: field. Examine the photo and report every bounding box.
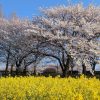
[0,76,100,100]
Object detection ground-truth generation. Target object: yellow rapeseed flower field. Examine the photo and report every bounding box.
[0,76,100,100]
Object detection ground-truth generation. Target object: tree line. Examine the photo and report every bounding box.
[0,4,100,77]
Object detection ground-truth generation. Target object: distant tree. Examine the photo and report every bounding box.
[7,17,38,75]
[0,15,39,75]
[0,16,11,75]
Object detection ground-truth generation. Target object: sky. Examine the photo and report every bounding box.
[0,0,100,19]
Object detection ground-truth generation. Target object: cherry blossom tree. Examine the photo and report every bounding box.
[33,4,100,77]
[0,15,40,75]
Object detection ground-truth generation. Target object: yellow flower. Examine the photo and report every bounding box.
[0,76,100,100]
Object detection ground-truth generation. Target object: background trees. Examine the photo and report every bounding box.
[0,4,100,77]
[0,14,41,75]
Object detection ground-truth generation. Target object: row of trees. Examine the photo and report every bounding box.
[0,4,100,77]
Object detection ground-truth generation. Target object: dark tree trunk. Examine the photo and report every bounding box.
[10,64,14,76]
[82,64,86,75]
[33,66,36,76]
[92,62,96,72]
[16,64,20,75]
[61,54,71,77]
[62,69,68,77]
[70,67,73,76]
[23,66,27,76]
[5,52,10,76]
[15,59,23,75]
[16,67,19,75]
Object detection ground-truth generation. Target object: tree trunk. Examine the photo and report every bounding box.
[70,66,73,76]
[10,64,14,76]
[82,64,86,75]
[61,55,71,77]
[33,66,36,76]
[5,52,10,76]
[23,66,27,76]
[61,64,69,77]
[92,62,96,72]
[16,64,20,75]
[62,69,68,77]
